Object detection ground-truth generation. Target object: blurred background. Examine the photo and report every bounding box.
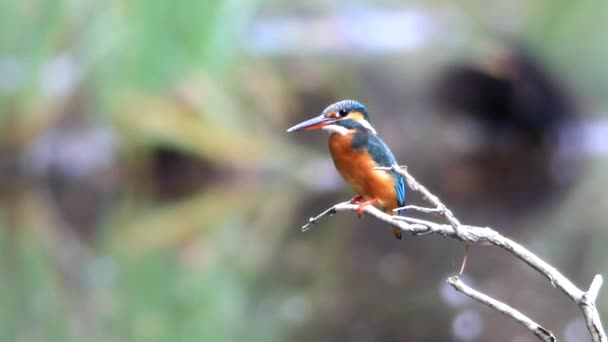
[1,0,608,341]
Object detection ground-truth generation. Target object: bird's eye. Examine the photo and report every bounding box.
[338,109,348,117]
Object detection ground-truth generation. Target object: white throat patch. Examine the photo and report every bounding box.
[359,119,377,135]
[322,124,349,136]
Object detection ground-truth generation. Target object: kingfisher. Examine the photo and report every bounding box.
[287,100,406,239]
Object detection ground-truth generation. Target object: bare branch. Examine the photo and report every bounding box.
[393,204,444,215]
[587,275,604,303]
[301,165,606,342]
[447,276,556,342]
[375,165,463,235]
[301,202,343,231]
[580,275,606,342]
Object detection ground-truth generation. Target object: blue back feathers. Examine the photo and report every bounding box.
[349,122,406,207]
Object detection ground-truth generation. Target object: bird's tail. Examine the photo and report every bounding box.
[388,208,404,240]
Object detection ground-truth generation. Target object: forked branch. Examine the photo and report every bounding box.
[301,165,605,342]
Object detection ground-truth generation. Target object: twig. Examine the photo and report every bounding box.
[459,244,469,275]
[302,203,343,231]
[393,204,444,215]
[375,165,463,235]
[587,275,604,302]
[447,276,556,342]
[300,165,607,342]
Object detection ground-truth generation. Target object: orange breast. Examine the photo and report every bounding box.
[328,133,399,211]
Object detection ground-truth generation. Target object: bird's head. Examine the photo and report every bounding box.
[287,100,376,135]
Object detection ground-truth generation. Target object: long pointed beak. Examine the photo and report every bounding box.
[286,115,335,133]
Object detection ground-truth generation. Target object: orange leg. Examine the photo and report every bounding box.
[357,198,378,217]
[349,195,364,204]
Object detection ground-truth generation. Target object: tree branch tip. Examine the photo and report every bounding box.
[586,274,604,302]
[590,274,603,288]
[447,276,460,285]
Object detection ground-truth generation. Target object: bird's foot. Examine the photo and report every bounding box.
[356,198,379,217]
[349,195,364,204]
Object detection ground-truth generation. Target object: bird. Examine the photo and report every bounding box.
[287,100,406,239]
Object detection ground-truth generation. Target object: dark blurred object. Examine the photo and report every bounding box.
[23,91,119,243]
[433,45,582,212]
[436,46,576,144]
[151,146,216,200]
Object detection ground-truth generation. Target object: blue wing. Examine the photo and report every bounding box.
[365,133,407,208]
[394,173,406,207]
